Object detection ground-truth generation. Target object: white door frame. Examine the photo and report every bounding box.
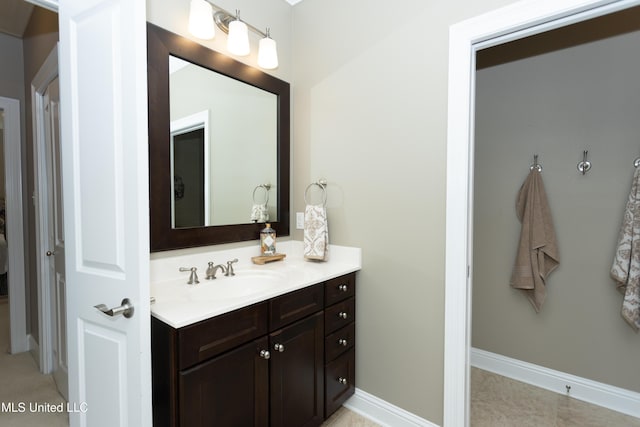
[31,44,59,373]
[444,0,640,425]
[0,96,28,354]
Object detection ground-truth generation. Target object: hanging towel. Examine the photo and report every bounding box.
[510,169,560,312]
[250,203,269,223]
[303,204,329,261]
[610,167,640,332]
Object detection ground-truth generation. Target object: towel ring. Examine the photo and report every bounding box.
[304,180,327,206]
[252,184,270,205]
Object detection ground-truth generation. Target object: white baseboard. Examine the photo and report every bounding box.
[471,347,640,419]
[344,388,439,427]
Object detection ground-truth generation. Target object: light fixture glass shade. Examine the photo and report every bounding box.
[258,36,278,69]
[227,19,250,56]
[188,0,215,40]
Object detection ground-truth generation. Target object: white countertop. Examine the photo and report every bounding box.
[150,241,361,328]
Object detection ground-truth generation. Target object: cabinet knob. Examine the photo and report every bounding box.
[338,338,348,347]
[259,350,271,360]
[338,377,348,385]
[273,343,285,352]
[338,311,348,320]
[338,284,348,292]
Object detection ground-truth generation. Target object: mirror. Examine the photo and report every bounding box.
[148,23,290,251]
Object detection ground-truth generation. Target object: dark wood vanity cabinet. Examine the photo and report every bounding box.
[151,272,356,427]
[323,274,356,418]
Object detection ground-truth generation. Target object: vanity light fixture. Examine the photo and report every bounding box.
[187,0,279,69]
[188,0,215,40]
[258,29,279,70]
[226,11,250,56]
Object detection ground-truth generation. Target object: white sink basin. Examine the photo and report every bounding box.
[185,270,285,301]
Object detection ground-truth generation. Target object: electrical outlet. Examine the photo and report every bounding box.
[296,212,304,229]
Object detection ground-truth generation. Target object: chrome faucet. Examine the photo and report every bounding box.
[179,267,199,285]
[225,259,238,276]
[205,261,226,280]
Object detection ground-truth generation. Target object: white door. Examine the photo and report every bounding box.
[57,0,151,426]
[43,76,68,399]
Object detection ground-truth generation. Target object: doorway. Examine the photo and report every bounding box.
[444,0,640,424]
[32,45,68,400]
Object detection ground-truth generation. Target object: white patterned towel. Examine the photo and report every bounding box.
[250,203,269,223]
[611,167,640,332]
[303,204,328,261]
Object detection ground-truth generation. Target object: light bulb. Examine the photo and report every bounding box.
[227,17,250,56]
[188,0,214,40]
[258,35,278,69]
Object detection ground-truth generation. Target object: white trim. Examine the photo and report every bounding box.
[31,45,59,373]
[444,0,640,425]
[344,388,439,427]
[24,0,58,12]
[471,348,640,419]
[0,96,28,354]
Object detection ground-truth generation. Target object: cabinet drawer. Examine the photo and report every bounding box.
[325,348,355,418]
[324,273,355,306]
[325,323,355,362]
[324,297,355,335]
[178,302,268,370]
[269,283,324,331]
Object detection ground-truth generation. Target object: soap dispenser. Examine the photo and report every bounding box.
[260,223,276,255]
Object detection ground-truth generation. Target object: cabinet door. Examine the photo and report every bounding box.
[179,336,269,427]
[270,312,324,427]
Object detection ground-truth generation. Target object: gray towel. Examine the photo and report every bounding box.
[510,169,560,312]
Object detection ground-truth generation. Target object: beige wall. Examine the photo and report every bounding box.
[473,23,640,392]
[291,0,520,423]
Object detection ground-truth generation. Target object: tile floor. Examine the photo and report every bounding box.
[471,367,640,426]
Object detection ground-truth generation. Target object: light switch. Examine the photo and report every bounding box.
[296,212,305,229]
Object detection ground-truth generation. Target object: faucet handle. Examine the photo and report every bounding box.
[225,258,238,276]
[179,267,199,285]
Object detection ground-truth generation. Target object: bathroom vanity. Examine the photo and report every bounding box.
[149,242,360,427]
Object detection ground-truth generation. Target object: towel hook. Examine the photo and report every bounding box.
[634,157,640,168]
[577,150,591,175]
[530,154,542,172]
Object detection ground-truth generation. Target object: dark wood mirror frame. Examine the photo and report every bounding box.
[147,23,290,251]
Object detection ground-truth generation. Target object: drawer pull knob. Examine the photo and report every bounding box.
[259,350,271,360]
[338,312,348,320]
[338,377,348,385]
[274,343,285,352]
[338,284,348,292]
[338,339,348,347]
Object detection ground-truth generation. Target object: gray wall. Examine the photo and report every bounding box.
[473,23,640,392]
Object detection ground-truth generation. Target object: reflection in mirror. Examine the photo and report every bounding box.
[169,56,278,228]
[147,23,290,251]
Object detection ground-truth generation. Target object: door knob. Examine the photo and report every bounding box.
[46,250,55,256]
[94,298,134,318]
